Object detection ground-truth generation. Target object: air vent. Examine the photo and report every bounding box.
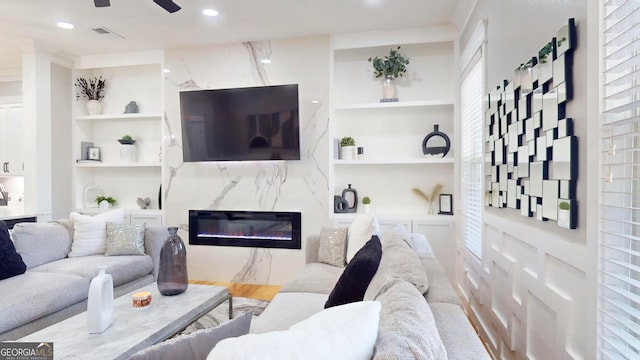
[91,26,125,39]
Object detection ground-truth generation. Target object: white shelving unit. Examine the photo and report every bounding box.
[71,51,164,223]
[330,28,457,219]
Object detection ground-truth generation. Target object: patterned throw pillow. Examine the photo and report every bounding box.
[0,221,26,280]
[105,222,146,256]
[317,226,348,267]
[68,208,126,257]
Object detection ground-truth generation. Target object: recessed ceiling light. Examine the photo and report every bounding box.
[311,100,320,104]
[202,8,219,16]
[56,21,74,30]
[260,58,271,64]
[163,68,171,73]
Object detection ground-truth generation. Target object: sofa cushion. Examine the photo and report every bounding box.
[372,277,448,360]
[30,254,153,287]
[364,225,430,300]
[346,215,380,263]
[12,222,73,268]
[105,222,146,256]
[68,209,126,257]
[317,226,348,267]
[210,301,381,360]
[325,235,382,308]
[250,292,328,334]
[131,311,253,360]
[0,271,89,334]
[279,263,343,294]
[0,221,26,280]
[421,257,462,306]
[430,302,491,360]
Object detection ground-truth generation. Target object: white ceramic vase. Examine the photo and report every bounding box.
[120,144,136,162]
[87,266,113,334]
[363,204,371,214]
[86,99,103,115]
[340,146,356,160]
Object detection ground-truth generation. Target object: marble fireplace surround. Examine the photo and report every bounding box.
[188,209,302,250]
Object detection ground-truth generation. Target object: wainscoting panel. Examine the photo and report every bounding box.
[459,212,587,359]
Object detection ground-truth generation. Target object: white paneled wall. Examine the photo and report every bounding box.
[459,212,587,359]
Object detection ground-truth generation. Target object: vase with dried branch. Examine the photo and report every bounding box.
[412,183,443,215]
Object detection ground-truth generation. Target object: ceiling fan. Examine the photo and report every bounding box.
[93,0,181,13]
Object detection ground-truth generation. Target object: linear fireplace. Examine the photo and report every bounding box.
[189,210,301,249]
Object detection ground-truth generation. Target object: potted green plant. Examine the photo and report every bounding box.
[75,76,106,115]
[368,46,410,101]
[340,136,356,160]
[96,196,116,209]
[118,135,137,162]
[362,196,371,214]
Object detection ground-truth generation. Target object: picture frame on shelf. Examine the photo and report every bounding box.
[439,194,453,215]
[88,147,101,161]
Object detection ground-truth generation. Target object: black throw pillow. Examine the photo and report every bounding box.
[324,235,382,308]
[0,220,27,280]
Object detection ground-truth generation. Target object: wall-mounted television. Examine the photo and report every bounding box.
[180,84,300,162]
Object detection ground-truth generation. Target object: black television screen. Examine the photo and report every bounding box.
[180,84,300,162]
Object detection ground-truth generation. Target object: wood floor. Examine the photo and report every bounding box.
[189,280,281,301]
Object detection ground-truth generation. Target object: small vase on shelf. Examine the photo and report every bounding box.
[157,227,189,296]
[86,99,103,115]
[382,76,398,101]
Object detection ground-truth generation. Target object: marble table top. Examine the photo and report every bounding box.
[19,283,231,360]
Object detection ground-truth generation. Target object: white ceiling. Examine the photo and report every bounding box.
[0,0,462,72]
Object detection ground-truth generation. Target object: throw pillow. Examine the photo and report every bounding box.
[364,225,430,300]
[105,222,146,256]
[12,222,73,268]
[0,221,27,280]
[324,235,382,308]
[68,208,126,257]
[208,301,381,360]
[317,226,348,267]
[346,214,380,263]
[372,277,448,360]
[130,311,253,360]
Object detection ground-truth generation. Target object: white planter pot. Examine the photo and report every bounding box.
[340,146,356,160]
[86,100,103,115]
[362,204,371,214]
[120,144,137,162]
[558,209,570,229]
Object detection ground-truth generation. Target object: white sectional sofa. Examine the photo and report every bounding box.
[0,219,169,341]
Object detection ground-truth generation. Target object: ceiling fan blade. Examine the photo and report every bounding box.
[153,0,181,13]
[93,0,110,7]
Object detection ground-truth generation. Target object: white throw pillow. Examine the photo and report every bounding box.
[346,215,380,263]
[68,209,126,257]
[208,301,381,360]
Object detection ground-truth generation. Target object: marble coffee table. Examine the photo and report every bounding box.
[19,283,231,360]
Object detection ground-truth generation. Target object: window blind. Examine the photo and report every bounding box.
[461,55,484,259]
[599,0,640,358]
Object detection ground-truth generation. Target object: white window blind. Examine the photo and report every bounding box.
[461,55,484,259]
[599,0,640,358]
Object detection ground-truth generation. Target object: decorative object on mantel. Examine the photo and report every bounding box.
[118,134,137,162]
[96,196,116,209]
[422,124,451,158]
[157,227,189,296]
[84,186,103,208]
[486,18,578,229]
[137,197,151,209]
[362,196,371,214]
[124,101,139,114]
[75,76,106,115]
[341,184,359,213]
[87,266,113,334]
[334,195,349,213]
[368,46,410,102]
[339,136,356,160]
[412,183,443,215]
[438,194,453,215]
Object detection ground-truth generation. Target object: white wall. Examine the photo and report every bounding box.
[50,63,73,219]
[457,1,598,359]
[163,36,331,285]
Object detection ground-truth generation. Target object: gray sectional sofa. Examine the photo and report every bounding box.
[0,221,168,341]
[251,225,491,359]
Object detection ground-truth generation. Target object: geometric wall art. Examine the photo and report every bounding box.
[485,18,578,229]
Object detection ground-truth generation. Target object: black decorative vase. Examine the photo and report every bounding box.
[157,227,188,296]
[422,124,451,158]
[341,184,358,213]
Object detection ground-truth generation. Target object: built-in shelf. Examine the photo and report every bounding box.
[75,113,162,121]
[334,99,453,110]
[75,162,161,168]
[333,158,453,165]
[76,208,162,215]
